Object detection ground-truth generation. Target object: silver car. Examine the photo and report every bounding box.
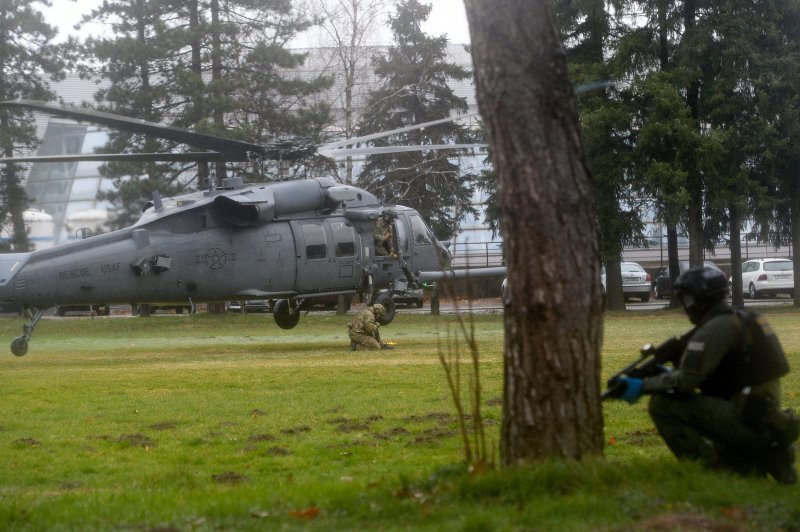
[621,261,651,302]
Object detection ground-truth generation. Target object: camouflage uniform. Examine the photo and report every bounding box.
[347,304,388,350]
[374,216,395,258]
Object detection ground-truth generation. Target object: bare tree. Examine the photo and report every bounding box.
[464,0,604,463]
[313,0,389,183]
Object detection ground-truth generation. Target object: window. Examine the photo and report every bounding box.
[331,221,356,258]
[394,218,408,254]
[410,215,435,245]
[302,223,327,260]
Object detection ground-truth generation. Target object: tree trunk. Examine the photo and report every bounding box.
[729,202,743,307]
[210,0,227,184]
[465,0,604,464]
[792,189,800,307]
[604,258,625,311]
[683,0,704,268]
[666,223,681,308]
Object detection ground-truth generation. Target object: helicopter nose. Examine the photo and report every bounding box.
[0,253,29,304]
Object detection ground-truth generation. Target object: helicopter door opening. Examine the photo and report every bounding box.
[374,214,398,259]
[293,219,360,292]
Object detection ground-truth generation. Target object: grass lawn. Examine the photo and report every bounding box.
[0,307,798,530]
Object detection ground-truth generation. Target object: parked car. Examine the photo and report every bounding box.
[225,300,272,313]
[735,258,794,299]
[653,260,724,299]
[620,261,651,302]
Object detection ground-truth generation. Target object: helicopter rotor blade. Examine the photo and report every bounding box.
[0,151,243,164]
[317,112,480,153]
[0,100,317,161]
[320,143,487,158]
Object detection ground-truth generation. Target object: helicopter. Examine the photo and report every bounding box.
[0,99,504,357]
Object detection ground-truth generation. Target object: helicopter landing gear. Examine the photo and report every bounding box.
[273,299,301,330]
[11,307,46,357]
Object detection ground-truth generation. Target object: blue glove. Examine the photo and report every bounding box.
[615,377,644,404]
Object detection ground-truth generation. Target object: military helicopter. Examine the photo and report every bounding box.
[0,99,504,357]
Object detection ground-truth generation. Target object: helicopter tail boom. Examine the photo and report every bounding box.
[416,266,506,282]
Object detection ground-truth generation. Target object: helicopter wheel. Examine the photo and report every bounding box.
[372,292,397,325]
[11,336,28,357]
[273,299,300,330]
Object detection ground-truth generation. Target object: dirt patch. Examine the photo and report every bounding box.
[336,422,371,433]
[624,428,660,446]
[211,471,248,484]
[248,433,276,442]
[486,397,503,407]
[12,438,40,447]
[249,409,266,418]
[267,446,292,456]
[148,421,178,431]
[411,426,457,445]
[636,512,744,531]
[373,427,410,440]
[280,426,311,436]
[117,433,156,448]
[403,412,453,424]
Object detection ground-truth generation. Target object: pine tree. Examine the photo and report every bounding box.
[80,0,333,228]
[357,0,475,239]
[0,0,65,250]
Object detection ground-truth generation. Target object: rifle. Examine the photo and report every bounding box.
[602,329,694,401]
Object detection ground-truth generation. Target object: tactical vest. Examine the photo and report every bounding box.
[699,310,790,399]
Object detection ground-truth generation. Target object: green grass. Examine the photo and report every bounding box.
[0,308,798,530]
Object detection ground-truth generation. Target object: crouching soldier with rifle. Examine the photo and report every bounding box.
[605,267,799,484]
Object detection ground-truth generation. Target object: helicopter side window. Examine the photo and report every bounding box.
[302,223,327,260]
[410,215,435,245]
[331,221,356,258]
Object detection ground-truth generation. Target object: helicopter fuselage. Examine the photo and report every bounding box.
[0,177,449,313]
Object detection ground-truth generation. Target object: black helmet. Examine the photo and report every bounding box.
[673,266,728,323]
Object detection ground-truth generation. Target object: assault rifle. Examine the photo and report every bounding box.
[602,329,695,401]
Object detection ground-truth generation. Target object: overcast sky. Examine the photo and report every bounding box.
[44,0,471,46]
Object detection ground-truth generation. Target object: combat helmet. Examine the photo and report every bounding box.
[673,266,728,324]
[371,303,386,319]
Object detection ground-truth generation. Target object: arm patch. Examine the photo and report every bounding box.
[686,341,706,352]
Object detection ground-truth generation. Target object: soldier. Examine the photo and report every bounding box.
[612,266,798,484]
[347,303,394,350]
[374,215,396,258]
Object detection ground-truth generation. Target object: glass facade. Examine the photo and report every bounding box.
[24,123,113,246]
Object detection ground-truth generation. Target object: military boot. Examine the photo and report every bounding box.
[767,408,800,447]
[763,444,797,485]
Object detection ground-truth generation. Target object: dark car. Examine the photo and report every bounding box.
[653,260,723,299]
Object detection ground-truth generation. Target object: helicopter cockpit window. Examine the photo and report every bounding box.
[302,223,327,260]
[410,215,435,245]
[331,221,356,258]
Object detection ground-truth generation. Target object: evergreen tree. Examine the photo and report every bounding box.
[759,0,800,307]
[80,0,333,228]
[357,0,475,239]
[0,0,64,250]
[556,0,645,310]
[79,0,188,228]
